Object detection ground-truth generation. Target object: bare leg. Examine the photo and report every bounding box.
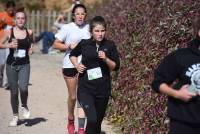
[78,107,85,118]
[64,76,77,120]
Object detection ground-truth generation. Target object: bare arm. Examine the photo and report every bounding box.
[53,39,70,51]
[70,56,86,73]
[0,30,17,49]
[54,13,65,28]
[103,57,116,71]
[55,13,64,22]
[62,6,73,14]
[28,29,34,55]
[159,83,197,102]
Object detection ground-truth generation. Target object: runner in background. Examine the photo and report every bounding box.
[0,0,16,89]
[0,8,34,127]
[0,25,6,87]
[70,16,120,134]
[53,4,90,134]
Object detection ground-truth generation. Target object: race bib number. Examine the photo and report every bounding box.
[87,67,102,80]
[16,49,26,58]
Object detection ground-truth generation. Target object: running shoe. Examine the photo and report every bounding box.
[21,107,30,119]
[78,128,85,134]
[9,115,18,127]
[67,119,75,134]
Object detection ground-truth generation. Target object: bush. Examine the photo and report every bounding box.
[94,0,200,133]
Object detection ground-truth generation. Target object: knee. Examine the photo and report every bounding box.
[20,89,28,95]
[11,90,18,99]
[18,85,28,92]
[68,95,76,102]
[11,92,17,96]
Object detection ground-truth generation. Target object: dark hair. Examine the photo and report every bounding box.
[15,7,27,20]
[6,0,15,8]
[16,7,25,13]
[89,16,106,33]
[71,4,87,22]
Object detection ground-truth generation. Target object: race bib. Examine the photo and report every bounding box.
[15,49,26,58]
[87,67,102,80]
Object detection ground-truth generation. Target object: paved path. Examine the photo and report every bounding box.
[0,45,117,134]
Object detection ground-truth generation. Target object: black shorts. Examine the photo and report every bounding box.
[62,68,78,77]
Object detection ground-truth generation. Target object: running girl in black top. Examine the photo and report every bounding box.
[7,27,32,65]
[70,16,120,134]
[0,9,33,127]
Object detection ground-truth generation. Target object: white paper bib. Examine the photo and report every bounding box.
[87,67,102,80]
[14,49,26,58]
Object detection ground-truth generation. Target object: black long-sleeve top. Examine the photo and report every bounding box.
[152,37,200,123]
[70,38,120,97]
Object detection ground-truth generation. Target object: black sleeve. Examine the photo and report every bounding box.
[151,52,180,93]
[69,40,83,57]
[109,42,120,71]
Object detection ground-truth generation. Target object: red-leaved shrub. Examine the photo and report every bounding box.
[92,0,200,133]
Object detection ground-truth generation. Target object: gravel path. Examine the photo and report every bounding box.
[0,45,117,134]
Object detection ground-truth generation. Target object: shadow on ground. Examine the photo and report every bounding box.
[18,117,47,126]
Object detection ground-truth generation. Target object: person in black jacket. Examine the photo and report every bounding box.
[70,16,120,134]
[152,17,200,134]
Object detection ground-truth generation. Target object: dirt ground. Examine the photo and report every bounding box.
[0,45,118,134]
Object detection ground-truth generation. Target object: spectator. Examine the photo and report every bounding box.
[0,0,16,89]
[35,27,56,54]
[0,27,6,87]
[0,0,15,30]
[53,12,68,30]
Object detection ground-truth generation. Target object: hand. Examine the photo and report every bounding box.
[75,63,86,73]
[98,51,107,61]
[9,40,18,49]
[175,84,197,102]
[28,48,34,55]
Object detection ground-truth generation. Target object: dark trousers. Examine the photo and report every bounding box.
[169,119,200,134]
[6,64,30,114]
[78,92,109,134]
[0,64,4,87]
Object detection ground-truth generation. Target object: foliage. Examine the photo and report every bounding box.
[1,0,104,11]
[94,0,200,133]
[0,0,6,3]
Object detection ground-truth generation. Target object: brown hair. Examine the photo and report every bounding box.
[15,7,27,20]
[89,16,106,33]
